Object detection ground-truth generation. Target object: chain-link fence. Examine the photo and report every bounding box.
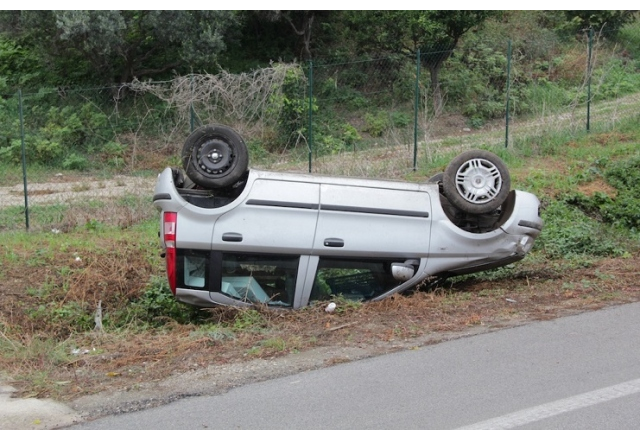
[0,86,184,233]
[2,28,639,232]
[307,28,640,173]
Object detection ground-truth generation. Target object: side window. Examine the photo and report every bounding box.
[178,249,210,290]
[310,258,406,303]
[220,253,299,307]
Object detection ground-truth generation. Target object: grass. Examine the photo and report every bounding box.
[1,106,640,401]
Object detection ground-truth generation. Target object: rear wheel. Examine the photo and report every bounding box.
[181,124,249,189]
[442,150,510,215]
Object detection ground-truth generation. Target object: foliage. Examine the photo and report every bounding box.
[62,153,89,171]
[340,123,362,146]
[0,102,109,165]
[537,200,627,259]
[562,11,637,39]
[618,19,640,62]
[519,81,572,114]
[0,11,240,85]
[269,65,314,150]
[363,112,389,137]
[441,38,508,121]
[0,35,44,88]
[564,154,640,232]
[341,11,499,111]
[27,300,94,334]
[592,58,640,101]
[232,309,267,330]
[126,276,210,326]
[1,11,639,165]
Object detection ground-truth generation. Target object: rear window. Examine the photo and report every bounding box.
[178,249,210,290]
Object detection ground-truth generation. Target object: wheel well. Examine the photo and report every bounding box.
[439,190,516,233]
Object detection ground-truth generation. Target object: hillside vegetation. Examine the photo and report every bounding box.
[1,11,639,171]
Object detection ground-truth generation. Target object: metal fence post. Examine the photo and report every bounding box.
[190,74,195,132]
[307,59,313,173]
[505,40,512,149]
[587,28,593,132]
[413,49,420,171]
[19,89,29,231]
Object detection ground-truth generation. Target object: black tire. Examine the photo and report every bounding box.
[442,149,510,215]
[428,172,444,183]
[181,124,249,189]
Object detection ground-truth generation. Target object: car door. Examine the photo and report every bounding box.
[209,177,320,307]
[212,177,320,252]
[314,183,432,257]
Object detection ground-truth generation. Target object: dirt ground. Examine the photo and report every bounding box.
[0,174,155,209]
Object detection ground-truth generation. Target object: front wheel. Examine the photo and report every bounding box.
[442,150,510,215]
[181,124,249,189]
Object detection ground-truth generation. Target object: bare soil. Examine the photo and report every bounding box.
[0,174,154,209]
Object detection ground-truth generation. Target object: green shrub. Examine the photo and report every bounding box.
[594,58,640,100]
[563,154,640,232]
[539,200,627,258]
[340,123,361,146]
[267,65,315,150]
[126,276,210,326]
[522,81,571,113]
[363,112,389,137]
[441,40,508,120]
[232,309,266,330]
[390,111,411,128]
[62,153,89,170]
[27,300,94,335]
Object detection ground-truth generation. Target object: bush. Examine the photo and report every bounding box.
[441,40,508,120]
[126,276,210,326]
[268,66,315,150]
[564,154,640,232]
[363,112,389,137]
[62,153,89,170]
[593,58,640,101]
[538,200,627,258]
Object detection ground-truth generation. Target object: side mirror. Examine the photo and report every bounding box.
[391,263,415,281]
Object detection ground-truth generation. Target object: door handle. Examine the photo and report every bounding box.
[324,238,344,247]
[222,232,243,242]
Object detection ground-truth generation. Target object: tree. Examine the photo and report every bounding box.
[345,11,498,112]
[564,10,637,38]
[244,11,333,61]
[0,11,239,86]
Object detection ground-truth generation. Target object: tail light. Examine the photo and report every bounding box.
[163,212,177,294]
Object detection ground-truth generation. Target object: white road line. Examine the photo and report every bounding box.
[458,378,640,430]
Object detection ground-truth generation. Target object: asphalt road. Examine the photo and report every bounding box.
[72,302,640,429]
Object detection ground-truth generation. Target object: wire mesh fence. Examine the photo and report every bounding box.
[1,28,639,232]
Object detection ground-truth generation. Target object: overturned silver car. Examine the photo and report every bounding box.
[153,124,542,309]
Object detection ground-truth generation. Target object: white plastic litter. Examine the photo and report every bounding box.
[325,302,336,313]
